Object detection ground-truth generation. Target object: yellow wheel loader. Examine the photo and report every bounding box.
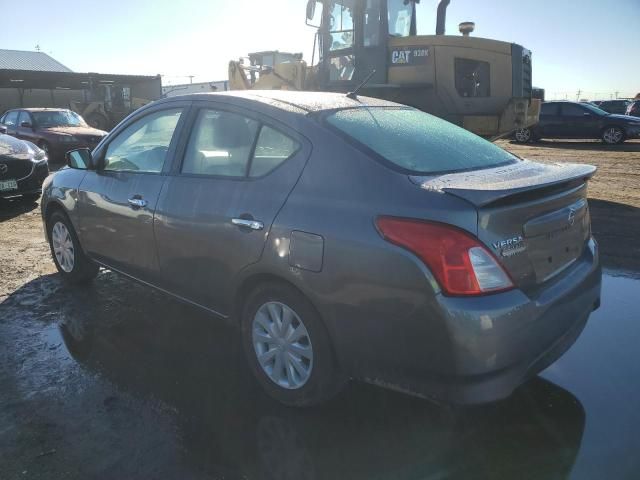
[229,0,540,138]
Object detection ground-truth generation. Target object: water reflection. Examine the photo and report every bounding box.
[57,273,585,480]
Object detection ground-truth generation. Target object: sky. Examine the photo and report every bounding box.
[1,0,638,99]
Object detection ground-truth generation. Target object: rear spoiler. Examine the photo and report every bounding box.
[410,160,597,207]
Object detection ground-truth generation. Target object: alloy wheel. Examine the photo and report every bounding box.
[515,128,531,142]
[51,221,75,272]
[252,301,313,389]
[603,127,623,144]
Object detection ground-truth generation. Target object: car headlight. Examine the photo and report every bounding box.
[60,136,79,143]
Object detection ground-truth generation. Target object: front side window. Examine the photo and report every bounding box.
[250,126,300,177]
[182,109,259,177]
[3,111,18,126]
[104,108,182,173]
[18,111,31,126]
[31,110,86,128]
[560,104,588,116]
[325,107,518,174]
[455,58,490,98]
[328,1,354,51]
[387,0,412,37]
[540,103,559,116]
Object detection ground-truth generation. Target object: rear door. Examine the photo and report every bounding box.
[154,102,310,314]
[76,103,189,282]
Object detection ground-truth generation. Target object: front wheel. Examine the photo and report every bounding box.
[47,211,99,284]
[241,283,346,407]
[601,126,625,145]
[514,127,533,143]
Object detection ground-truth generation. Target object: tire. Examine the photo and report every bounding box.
[601,126,626,145]
[240,282,346,407]
[47,211,99,284]
[514,127,533,143]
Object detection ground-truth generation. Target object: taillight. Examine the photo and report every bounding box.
[376,217,514,296]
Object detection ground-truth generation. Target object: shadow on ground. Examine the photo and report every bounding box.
[0,196,39,222]
[589,199,640,275]
[0,271,586,479]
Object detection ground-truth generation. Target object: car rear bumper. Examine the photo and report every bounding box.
[353,238,601,405]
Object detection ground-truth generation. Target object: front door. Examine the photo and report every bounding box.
[15,111,38,143]
[154,103,310,315]
[559,103,600,138]
[76,105,188,282]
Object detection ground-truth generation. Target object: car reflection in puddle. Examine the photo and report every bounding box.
[49,270,625,480]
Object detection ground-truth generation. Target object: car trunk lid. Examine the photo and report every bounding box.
[411,160,596,290]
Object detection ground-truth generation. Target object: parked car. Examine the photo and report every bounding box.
[0,108,107,162]
[626,100,640,118]
[597,99,631,115]
[0,133,49,200]
[41,91,602,407]
[515,101,640,144]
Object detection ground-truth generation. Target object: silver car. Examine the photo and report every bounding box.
[41,91,601,407]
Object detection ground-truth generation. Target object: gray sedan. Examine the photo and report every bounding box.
[41,91,601,407]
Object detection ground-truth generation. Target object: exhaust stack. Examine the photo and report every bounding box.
[436,0,450,35]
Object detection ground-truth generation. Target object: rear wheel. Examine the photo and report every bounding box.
[47,211,99,284]
[601,126,625,145]
[241,282,346,407]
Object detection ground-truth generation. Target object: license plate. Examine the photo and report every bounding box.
[0,179,18,192]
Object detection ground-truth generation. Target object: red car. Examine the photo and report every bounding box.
[0,108,107,162]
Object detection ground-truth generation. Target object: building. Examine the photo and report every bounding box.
[162,80,228,97]
[0,49,162,129]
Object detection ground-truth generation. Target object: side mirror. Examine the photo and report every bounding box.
[306,0,322,27]
[0,125,6,134]
[66,148,95,170]
[20,121,33,128]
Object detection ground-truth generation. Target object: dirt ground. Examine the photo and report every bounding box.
[1,140,639,479]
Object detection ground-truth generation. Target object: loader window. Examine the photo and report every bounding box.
[364,0,382,47]
[387,0,412,37]
[455,58,490,98]
[329,55,355,81]
[329,1,354,51]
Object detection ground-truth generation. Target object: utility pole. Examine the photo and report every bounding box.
[615,91,619,99]
[576,89,581,101]
[188,75,195,84]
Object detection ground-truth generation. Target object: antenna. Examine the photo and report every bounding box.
[346,70,376,100]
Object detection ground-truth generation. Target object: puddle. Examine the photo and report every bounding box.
[3,269,639,479]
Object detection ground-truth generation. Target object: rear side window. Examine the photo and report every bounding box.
[182,109,259,177]
[325,107,517,174]
[250,126,300,177]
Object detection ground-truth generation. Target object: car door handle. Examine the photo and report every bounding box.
[231,218,264,230]
[127,197,148,209]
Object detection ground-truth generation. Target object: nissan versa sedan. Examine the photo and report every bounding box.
[0,133,49,199]
[41,91,601,407]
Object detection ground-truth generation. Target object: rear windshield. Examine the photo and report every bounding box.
[324,107,518,174]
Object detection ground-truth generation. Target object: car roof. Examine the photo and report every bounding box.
[157,90,401,114]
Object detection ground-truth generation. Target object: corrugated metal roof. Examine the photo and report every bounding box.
[0,49,72,73]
